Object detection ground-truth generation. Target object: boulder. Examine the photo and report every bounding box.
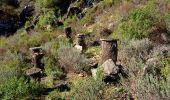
[161,33,170,44]
[26,67,42,76]
[91,68,97,79]
[74,45,83,52]
[101,59,119,75]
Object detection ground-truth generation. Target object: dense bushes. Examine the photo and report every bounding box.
[101,0,121,7]
[44,55,65,80]
[0,76,44,99]
[0,51,43,99]
[68,77,105,100]
[0,50,44,99]
[58,46,88,73]
[115,0,164,40]
[37,10,56,29]
[36,0,55,8]
[165,13,170,32]
[0,0,170,99]
[135,74,170,100]
[161,58,170,78]
[119,39,154,72]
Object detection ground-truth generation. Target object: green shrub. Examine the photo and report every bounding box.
[81,7,96,25]
[44,55,65,80]
[101,0,120,7]
[117,1,161,39]
[0,67,20,85]
[17,31,55,48]
[120,39,153,66]
[68,77,105,100]
[0,50,31,71]
[86,46,101,57]
[46,90,66,100]
[161,58,170,78]
[0,37,9,48]
[57,38,88,72]
[36,0,55,8]
[0,76,44,99]
[121,73,170,100]
[136,74,170,100]
[165,14,170,32]
[37,10,56,29]
[58,47,88,72]
[119,8,152,39]
[119,39,154,75]
[64,15,78,27]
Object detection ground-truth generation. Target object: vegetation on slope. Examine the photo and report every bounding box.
[0,0,170,99]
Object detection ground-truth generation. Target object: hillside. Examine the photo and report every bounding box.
[0,0,170,99]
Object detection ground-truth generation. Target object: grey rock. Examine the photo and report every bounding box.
[91,68,97,79]
[101,59,119,75]
[161,33,170,43]
[26,67,42,76]
[74,45,83,52]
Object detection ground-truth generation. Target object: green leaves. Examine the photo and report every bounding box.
[0,76,44,99]
[119,7,152,39]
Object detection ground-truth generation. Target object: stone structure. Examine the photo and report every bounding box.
[64,27,72,39]
[100,38,118,64]
[26,47,45,80]
[101,59,119,75]
[75,34,87,52]
[66,6,82,18]
[29,47,44,69]
[26,67,42,80]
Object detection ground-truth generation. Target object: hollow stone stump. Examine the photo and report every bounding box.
[100,38,118,64]
[75,34,86,52]
[29,47,44,69]
[64,27,72,39]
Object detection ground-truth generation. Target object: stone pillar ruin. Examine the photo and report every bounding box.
[29,47,44,69]
[75,34,86,52]
[64,27,72,39]
[26,47,45,80]
[100,38,118,64]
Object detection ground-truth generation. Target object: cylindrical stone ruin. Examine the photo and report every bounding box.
[100,38,118,64]
[64,27,72,39]
[30,47,44,69]
[76,34,86,52]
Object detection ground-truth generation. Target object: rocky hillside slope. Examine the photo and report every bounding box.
[0,0,170,99]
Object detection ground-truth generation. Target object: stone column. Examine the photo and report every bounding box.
[76,34,86,52]
[64,27,72,39]
[100,38,118,64]
[30,47,44,69]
